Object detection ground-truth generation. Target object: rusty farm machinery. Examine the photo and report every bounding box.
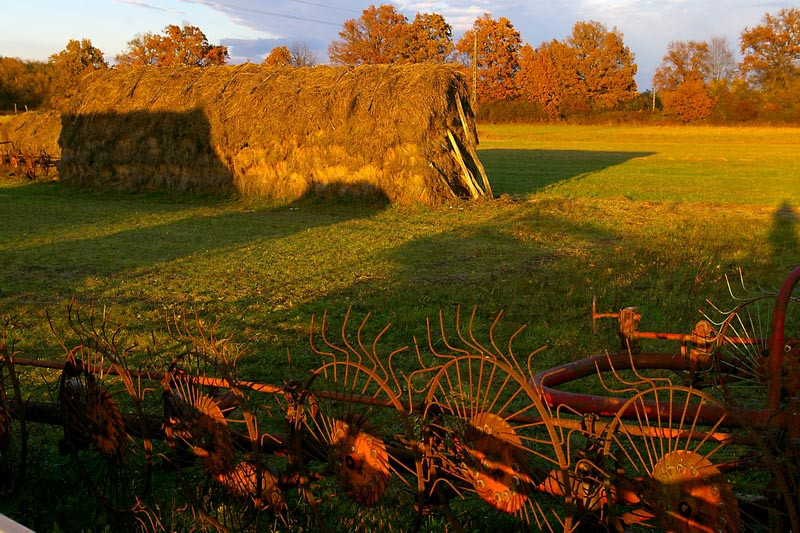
[0,140,58,180]
[1,266,799,532]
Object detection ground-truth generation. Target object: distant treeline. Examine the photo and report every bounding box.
[2,5,800,124]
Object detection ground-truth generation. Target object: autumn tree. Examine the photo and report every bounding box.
[567,21,638,109]
[328,4,410,65]
[0,57,52,110]
[263,46,292,66]
[406,13,453,63]
[740,7,800,92]
[653,40,710,91]
[456,14,522,102]
[115,24,228,67]
[50,39,106,79]
[660,78,714,121]
[49,39,106,99]
[517,41,580,118]
[654,41,713,121]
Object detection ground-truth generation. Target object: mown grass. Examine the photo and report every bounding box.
[1,124,799,530]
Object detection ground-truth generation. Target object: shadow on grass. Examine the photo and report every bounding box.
[479,149,655,196]
[0,180,389,299]
[768,201,799,269]
[265,211,619,379]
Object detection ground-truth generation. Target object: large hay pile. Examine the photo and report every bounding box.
[52,64,490,203]
[0,111,61,156]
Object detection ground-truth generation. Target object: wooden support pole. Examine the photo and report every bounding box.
[447,129,482,199]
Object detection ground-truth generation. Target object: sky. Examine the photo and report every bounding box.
[0,0,789,90]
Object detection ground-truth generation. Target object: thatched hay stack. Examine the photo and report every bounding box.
[55,64,489,203]
[0,111,61,157]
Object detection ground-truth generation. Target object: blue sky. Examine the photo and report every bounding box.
[0,1,788,89]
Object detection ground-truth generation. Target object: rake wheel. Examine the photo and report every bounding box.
[298,312,423,532]
[601,384,796,532]
[0,346,26,497]
[58,346,152,518]
[162,335,287,532]
[422,354,570,531]
[708,277,800,410]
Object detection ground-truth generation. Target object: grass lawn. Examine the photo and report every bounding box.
[1,123,799,530]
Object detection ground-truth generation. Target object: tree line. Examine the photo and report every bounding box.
[1,5,799,123]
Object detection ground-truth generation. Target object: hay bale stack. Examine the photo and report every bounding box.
[0,111,61,157]
[56,64,489,203]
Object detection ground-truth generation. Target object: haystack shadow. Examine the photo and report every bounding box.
[479,149,656,196]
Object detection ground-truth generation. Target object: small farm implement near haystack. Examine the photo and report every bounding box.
[1,267,799,532]
[0,140,58,180]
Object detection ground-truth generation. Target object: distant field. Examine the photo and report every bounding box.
[479,124,800,205]
[1,124,799,530]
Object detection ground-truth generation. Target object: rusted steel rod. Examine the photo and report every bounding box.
[531,352,786,429]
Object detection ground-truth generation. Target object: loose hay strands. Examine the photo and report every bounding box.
[30,64,492,204]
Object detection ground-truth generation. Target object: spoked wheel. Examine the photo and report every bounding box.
[299,359,423,532]
[162,351,286,532]
[601,384,795,532]
[58,346,153,523]
[0,351,26,497]
[711,293,800,409]
[422,354,569,532]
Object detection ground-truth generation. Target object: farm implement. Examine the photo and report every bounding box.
[1,267,799,532]
[0,140,58,180]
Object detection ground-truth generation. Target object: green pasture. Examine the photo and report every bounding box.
[1,124,799,530]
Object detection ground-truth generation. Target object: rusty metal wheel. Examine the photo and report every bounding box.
[298,312,423,532]
[714,295,800,408]
[0,341,26,497]
[58,346,153,521]
[601,384,796,532]
[421,351,570,531]
[708,287,800,409]
[162,346,287,532]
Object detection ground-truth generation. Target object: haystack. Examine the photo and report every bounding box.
[0,111,61,156]
[61,64,491,203]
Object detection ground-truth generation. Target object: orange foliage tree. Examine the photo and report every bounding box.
[567,21,638,109]
[654,40,714,121]
[263,46,292,66]
[115,24,229,67]
[653,40,710,90]
[406,13,454,63]
[50,39,106,79]
[660,78,714,121]
[740,7,800,92]
[328,5,452,65]
[49,39,107,99]
[517,41,580,118]
[456,14,522,102]
[0,57,52,109]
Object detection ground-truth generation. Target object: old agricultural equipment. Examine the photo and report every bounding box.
[1,266,799,532]
[0,140,58,180]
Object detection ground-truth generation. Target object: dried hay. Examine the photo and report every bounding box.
[3,64,491,203]
[0,111,61,157]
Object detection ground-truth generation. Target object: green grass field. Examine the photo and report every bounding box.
[1,124,799,530]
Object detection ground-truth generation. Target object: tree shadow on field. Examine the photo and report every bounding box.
[0,180,389,302]
[768,201,799,269]
[2,106,395,302]
[479,149,655,196]
[249,210,619,381]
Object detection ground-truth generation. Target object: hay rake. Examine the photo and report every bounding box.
[0,140,58,180]
[1,267,799,532]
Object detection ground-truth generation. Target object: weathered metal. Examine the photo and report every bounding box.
[0,141,58,180]
[1,268,799,532]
